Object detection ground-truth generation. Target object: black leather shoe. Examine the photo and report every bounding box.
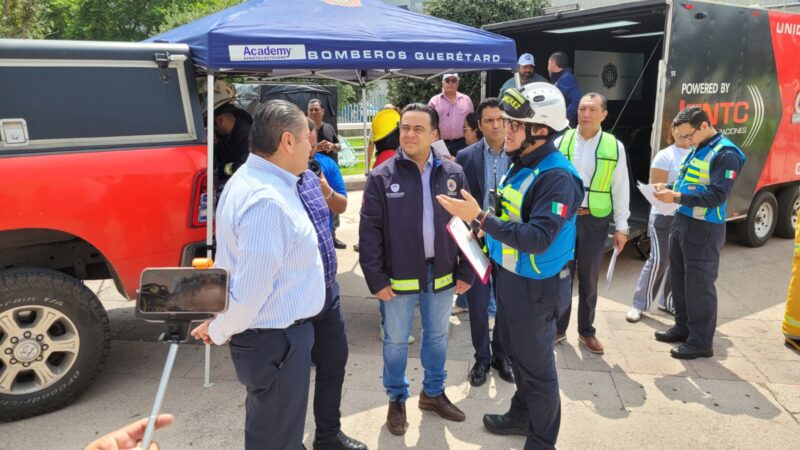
[670,344,713,360]
[468,361,490,387]
[313,431,367,450]
[483,413,526,436]
[333,238,347,249]
[491,356,515,383]
[654,327,689,343]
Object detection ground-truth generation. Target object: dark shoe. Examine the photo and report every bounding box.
[655,327,689,343]
[786,337,800,354]
[468,361,490,387]
[578,335,604,354]
[418,391,465,422]
[555,333,566,344]
[670,344,713,359]
[313,431,367,450]
[490,356,515,383]
[657,304,676,315]
[333,238,347,249]
[353,243,359,252]
[482,413,527,436]
[386,400,408,436]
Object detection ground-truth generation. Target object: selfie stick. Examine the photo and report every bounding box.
[141,322,188,450]
[191,257,216,388]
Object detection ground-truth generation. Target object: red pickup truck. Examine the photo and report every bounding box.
[0,39,208,420]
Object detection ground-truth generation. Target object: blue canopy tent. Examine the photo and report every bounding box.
[148,0,517,259]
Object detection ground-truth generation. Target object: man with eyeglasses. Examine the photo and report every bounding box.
[428,73,474,156]
[553,92,630,356]
[653,106,746,359]
[437,83,583,449]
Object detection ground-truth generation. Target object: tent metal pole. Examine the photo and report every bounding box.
[361,79,369,175]
[204,72,216,389]
[480,71,487,101]
[206,72,215,259]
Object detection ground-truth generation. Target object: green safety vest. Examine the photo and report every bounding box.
[558,129,619,218]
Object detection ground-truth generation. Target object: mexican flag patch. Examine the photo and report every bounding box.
[552,202,568,218]
[725,170,737,180]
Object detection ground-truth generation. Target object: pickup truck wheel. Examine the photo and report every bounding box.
[736,190,777,247]
[774,186,799,239]
[0,268,110,421]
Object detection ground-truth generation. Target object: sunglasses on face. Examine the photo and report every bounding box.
[444,78,458,84]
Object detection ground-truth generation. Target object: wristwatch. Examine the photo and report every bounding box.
[471,210,487,232]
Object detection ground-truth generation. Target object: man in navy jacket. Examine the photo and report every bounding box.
[548,51,582,128]
[359,103,473,437]
[455,97,514,387]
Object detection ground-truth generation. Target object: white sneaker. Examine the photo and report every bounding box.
[451,305,469,315]
[626,308,642,323]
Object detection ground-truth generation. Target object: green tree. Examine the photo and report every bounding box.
[387,0,548,107]
[1,0,48,38]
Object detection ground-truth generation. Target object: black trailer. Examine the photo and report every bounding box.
[484,0,800,249]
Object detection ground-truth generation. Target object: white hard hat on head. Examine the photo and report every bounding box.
[499,82,569,132]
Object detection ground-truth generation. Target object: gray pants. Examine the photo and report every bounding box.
[632,214,674,312]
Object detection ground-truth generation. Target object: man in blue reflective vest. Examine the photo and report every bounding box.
[438,83,584,450]
[653,106,746,359]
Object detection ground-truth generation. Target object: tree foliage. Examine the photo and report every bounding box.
[0,0,240,41]
[387,0,548,107]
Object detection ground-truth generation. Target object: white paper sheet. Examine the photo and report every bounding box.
[606,247,621,290]
[446,216,491,284]
[637,182,681,216]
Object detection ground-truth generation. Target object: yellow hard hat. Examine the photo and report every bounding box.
[372,109,400,142]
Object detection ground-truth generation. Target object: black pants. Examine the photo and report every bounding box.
[496,265,571,450]
[229,322,314,450]
[311,281,350,439]
[670,214,725,350]
[444,138,467,157]
[465,273,506,364]
[557,214,609,337]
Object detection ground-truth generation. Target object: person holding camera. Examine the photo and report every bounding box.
[191,100,325,450]
[307,118,348,221]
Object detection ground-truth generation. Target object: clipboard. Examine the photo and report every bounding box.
[446,216,492,284]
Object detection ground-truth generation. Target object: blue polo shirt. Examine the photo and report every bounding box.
[313,152,347,231]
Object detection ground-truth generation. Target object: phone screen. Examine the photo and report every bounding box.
[138,268,228,315]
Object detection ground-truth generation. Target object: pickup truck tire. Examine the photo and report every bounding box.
[774,186,799,239]
[736,190,778,247]
[0,268,110,421]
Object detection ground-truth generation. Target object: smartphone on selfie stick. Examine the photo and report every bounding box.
[135,266,229,450]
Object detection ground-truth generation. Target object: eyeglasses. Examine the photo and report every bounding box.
[502,118,524,133]
[678,128,699,141]
[444,78,458,84]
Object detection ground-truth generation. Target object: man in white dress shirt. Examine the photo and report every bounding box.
[192,100,324,450]
[554,92,630,355]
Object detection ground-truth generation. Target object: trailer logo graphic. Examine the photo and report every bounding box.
[601,63,618,89]
[742,85,764,148]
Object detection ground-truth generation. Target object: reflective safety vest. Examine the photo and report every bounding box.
[389,272,454,293]
[783,220,800,340]
[674,135,745,224]
[558,129,619,218]
[485,152,580,279]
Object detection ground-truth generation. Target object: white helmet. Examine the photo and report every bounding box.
[500,82,569,132]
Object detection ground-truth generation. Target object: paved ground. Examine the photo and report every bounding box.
[4,189,799,449]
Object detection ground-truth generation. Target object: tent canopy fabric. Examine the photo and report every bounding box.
[147,0,517,83]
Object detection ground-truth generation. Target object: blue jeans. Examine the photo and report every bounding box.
[383,264,453,402]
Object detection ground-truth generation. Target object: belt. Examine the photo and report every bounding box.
[252,318,308,332]
[425,258,434,264]
[443,138,464,143]
[577,207,591,216]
